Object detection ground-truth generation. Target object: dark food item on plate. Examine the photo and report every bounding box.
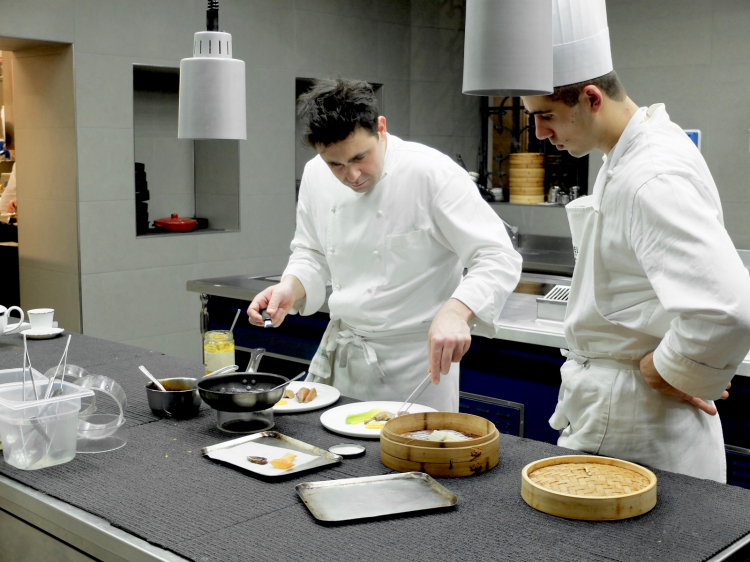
[247,456,268,465]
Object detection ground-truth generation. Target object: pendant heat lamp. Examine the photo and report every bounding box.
[178,0,247,139]
[462,0,553,97]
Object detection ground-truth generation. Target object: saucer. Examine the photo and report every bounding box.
[21,327,64,340]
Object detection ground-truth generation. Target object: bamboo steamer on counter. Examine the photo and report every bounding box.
[508,153,545,204]
[521,455,657,520]
[380,412,499,477]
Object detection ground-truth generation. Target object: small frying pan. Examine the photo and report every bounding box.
[197,348,289,413]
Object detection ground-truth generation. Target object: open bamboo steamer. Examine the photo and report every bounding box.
[380,412,499,477]
[521,455,657,520]
[509,179,545,187]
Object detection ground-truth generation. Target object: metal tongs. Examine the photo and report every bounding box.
[397,371,433,416]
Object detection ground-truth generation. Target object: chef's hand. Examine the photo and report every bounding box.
[7,200,16,214]
[247,275,306,328]
[639,352,730,416]
[427,299,475,384]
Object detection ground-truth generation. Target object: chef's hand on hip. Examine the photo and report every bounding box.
[428,299,475,384]
[247,275,305,327]
[639,352,730,416]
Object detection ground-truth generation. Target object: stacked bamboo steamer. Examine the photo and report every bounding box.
[509,153,545,204]
[380,412,499,477]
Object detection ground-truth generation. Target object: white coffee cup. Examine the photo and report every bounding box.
[28,308,55,330]
[0,305,24,335]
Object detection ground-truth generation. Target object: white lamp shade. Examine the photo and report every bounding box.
[178,31,247,140]
[463,0,553,97]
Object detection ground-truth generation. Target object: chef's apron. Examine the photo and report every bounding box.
[307,320,459,412]
[552,118,726,482]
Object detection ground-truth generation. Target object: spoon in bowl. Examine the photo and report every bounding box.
[139,366,167,392]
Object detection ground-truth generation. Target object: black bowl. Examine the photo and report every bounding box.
[197,371,288,413]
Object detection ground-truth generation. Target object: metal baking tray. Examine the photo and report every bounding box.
[202,431,342,477]
[296,471,457,522]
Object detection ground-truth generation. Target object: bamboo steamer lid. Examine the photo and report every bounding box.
[380,412,499,477]
[508,169,545,178]
[509,194,545,204]
[521,455,657,520]
[509,187,545,195]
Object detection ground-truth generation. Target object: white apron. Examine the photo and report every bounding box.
[552,113,726,482]
[307,320,459,412]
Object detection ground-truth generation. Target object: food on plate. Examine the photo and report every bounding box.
[345,409,395,425]
[295,387,318,403]
[365,422,386,429]
[283,389,295,399]
[365,411,393,424]
[270,452,297,470]
[247,456,268,465]
[345,409,383,425]
[402,429,478,441]
[275,399,288,406]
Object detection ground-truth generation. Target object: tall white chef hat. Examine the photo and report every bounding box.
[553,0,613,87]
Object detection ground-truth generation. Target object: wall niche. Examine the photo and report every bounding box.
[133,64,240,237]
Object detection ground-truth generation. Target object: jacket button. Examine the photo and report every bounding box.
[373,250,379,256]
[330,206,336,213]
[334,284,341,290]
[606,170,614,178]
[376,210,383,218]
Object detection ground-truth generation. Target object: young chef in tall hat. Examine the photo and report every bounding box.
[248,78,522,411]
[521,0,750,482]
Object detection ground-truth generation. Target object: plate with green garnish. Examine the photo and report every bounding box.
[320,401,437,439]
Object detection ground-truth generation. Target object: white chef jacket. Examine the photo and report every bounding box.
[569,104,750,397]
[552,104,750,481]
[282,134,522,408]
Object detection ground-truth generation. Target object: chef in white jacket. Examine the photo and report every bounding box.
[248,78,522,411]
[521,0,750,482]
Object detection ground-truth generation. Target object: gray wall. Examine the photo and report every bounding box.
[590,0,750,249]
[0,0,478,363]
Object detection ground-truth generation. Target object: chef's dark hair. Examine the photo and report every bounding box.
[549,70,626,107]
[297,78,379,148]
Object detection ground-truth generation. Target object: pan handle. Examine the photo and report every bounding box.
[246,348,266,373]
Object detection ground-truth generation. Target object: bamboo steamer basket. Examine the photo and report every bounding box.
[508,169,545,178]
[509,164,544,169]
[509,187,545,196]
[509,153,543,160]
[509,194,545,204]
[380,412,499,477]
[509,179,545,187]
[521,455,657,520]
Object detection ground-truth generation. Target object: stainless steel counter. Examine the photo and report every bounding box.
[187,274,750,378]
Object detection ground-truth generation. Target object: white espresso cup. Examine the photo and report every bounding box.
[28,308,55,330]
[0,305,25,335]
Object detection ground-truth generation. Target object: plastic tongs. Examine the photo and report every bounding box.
[397,371,433,416]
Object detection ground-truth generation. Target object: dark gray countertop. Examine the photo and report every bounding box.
[0,332,749,562]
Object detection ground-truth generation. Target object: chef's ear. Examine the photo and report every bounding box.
[377,116,387,138]
[581,85,604,114]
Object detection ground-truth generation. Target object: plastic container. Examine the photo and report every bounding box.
[0,367,48,387]
[203,330,235,375]
[0,380,94,470]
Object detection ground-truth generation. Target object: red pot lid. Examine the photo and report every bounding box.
[154,214,198,232]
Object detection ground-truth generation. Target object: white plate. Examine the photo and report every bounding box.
[20,327,64,340]
[320,401,437,439]
[272,381,340,414]
[206,441,321,477]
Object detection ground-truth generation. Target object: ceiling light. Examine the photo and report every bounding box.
[178,0,246,140]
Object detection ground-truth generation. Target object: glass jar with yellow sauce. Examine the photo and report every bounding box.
[203,330,236,375]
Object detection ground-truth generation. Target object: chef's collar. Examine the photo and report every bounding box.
[601,104,664,167]
[380,133,401,180]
